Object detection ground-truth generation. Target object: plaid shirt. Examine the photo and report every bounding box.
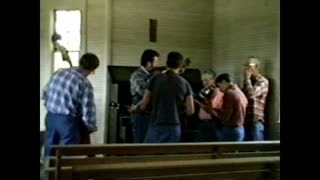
[130,66,150,97]
[42,67,97,132]
[243,75,269,123]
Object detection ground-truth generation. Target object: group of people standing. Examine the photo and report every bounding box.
[129,49,269,143]
[41,49,269,157]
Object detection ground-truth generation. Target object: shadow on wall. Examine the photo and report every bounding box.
[263,58,280,140]
[264,77,280,140]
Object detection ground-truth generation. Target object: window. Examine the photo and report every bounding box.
[53,10,81,72]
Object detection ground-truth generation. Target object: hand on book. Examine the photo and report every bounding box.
[195,99,212,114]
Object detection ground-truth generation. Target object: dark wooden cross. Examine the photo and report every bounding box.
[149,19,157,42]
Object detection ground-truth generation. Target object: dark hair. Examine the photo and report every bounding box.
[215,73,233,84]
[79,53,100,70]
[140,49,160,67]
[166,52,184,69]
[202,69,216,78]
[164,52,184,108]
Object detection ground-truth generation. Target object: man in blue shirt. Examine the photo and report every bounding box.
[42,53,100,156]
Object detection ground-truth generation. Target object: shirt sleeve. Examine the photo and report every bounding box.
[81,84,97,132]
[185,81,193,97]
[147,75,155,93]
[219,91,234,122]
[243,78,268,99]
[42,70,61,101]
[131,72,149,97]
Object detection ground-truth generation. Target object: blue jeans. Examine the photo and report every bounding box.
[44,112,82,156]
[245,121,264,141]
[131,114,150,143]
[195,120,220,142]
[144,125,181,143]
[131,96,150,143]
[221,126,245,142]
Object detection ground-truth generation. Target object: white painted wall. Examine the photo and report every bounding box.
[40,0,280,141]
[212,0,280,139]
[111,0,213,69]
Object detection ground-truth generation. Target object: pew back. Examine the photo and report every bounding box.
[49,141,280,180]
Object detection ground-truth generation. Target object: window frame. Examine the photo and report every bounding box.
[52,9,82,72]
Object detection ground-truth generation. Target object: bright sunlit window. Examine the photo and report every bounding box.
[53,10,81,72]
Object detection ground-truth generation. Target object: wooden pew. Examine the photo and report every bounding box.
[48,141,280,180]
[73,156,280,180]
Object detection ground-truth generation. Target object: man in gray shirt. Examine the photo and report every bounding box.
[131,52,194,143]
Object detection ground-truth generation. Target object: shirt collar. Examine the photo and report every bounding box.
[74,67,87,76]
[140,66,150,75]
[226,83,239,91]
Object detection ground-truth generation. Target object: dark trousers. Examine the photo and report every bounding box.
[195,120,220,142]
[144,125,181,143]
[44,112,83,156]
[131,95,150,143]
[131,114,150,143]
[221,126,245,142]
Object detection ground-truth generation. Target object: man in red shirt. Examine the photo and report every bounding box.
[211,73,248,141]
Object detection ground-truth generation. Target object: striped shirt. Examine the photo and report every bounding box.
[243,75,269,123]
[42,67,97,132]
[130,66,150,97]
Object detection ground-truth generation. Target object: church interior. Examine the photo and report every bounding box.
[40,0,280,179]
